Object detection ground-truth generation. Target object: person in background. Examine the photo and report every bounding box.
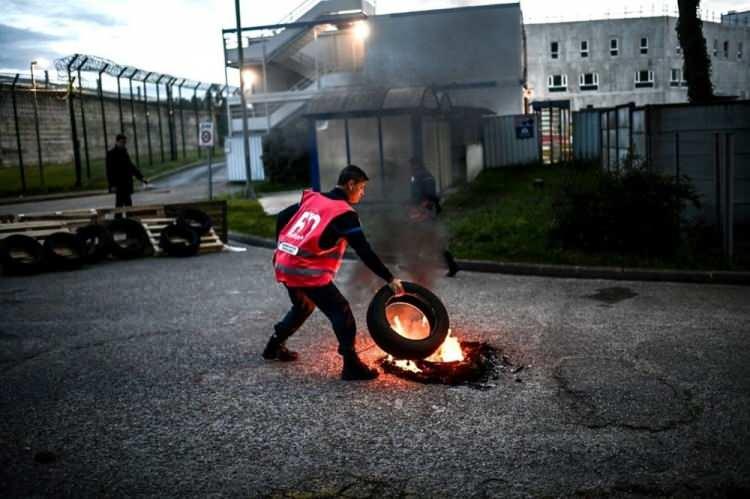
[408,157,459,277]
[106,134,148,212]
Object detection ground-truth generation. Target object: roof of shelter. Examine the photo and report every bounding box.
[304,86,446,116]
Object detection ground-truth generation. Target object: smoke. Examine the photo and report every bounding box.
[337,197,452,303]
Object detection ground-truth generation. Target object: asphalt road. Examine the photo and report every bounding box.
[1,245,749,497]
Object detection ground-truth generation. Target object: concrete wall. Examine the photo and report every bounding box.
[525,17,750,110]
[0,85,216,169]
[363,3,524,115]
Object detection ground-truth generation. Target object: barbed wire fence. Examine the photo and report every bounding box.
[0,53,238,194]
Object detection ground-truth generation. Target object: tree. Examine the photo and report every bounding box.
[676,0,714,102]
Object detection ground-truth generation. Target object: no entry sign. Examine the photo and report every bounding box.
[199,122,214,147]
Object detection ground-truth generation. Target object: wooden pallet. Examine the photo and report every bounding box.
[0,221,73,241]
[140,218,224,256]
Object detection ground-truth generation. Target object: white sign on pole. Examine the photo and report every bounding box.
[198,122,214,148]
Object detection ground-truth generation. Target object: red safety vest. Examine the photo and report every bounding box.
[274,190,354,287]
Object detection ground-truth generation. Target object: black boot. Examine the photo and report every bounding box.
[262,334,298,362]
[341,352,379,381]
[445,250,459,277]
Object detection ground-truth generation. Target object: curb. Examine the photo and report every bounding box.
[228,231,750,286]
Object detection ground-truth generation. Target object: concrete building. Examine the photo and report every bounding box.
[223,0,524,186]
[525,15,750,110]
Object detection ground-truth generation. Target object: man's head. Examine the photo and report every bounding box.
[336,164,369,204]
[115,134,128,149]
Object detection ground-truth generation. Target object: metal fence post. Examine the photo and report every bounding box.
[178,79,186,159]
[167,78,178,161]
[98,64,110,160]
[116,67,127,134]
[31,63,44,187]
[10,75,26,193]
[127,68,139,166]
[155,75,166,163]
[143,72,153,165]
[193,82,201,158]
[67,54,83,187]
[76,56,91,180]
[206,86,214,155]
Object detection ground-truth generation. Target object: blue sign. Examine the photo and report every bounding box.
[514,116,535,140]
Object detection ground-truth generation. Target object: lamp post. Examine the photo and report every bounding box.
[234,0,256,199]
[30,60,44,187]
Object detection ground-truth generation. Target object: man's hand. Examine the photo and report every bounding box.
[388,278,405,296]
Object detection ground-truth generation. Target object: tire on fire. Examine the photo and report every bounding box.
[43,232,85,270]
[366,281,449,360]
[76,224,113,263]
[0,234,45,275]
[106,218,150,260]
[176,208,213,236]
[159,223,200,257]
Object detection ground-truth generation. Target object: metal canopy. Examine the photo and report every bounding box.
[304,86,445,116]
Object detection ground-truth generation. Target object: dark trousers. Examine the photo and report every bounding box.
[274,283,356,355]
[114,190,132,219]
[115,190,133,208]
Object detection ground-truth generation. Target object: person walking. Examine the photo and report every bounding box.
[408,158,459,277]
[106,134,148,211]
[264,164,404,381]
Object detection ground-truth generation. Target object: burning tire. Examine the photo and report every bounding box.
[366,281,449,360]
[176,208,212,236]
[106,218,150,260]
[76,224,113,263]
[159,223,200,257]
[43,232,85,270]
[0,234,45,275]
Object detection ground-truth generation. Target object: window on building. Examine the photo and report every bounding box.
[713,39,718,56]
[579,72,599,90]
[675,44,682,55]
[739,41,744,60]
[670,68,687,87]
[550,41,559,59]
[547,74,568,92]
[610,38,619,56]
[640,37,648,54]
[723,40,729,58]
[580,40,589,57]
[634,70,654,88]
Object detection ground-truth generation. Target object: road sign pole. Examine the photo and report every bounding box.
[208,146,213,200]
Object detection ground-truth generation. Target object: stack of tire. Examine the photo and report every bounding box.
[158,208,213,258]
[0,208,213,276]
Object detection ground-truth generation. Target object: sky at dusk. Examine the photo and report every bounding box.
[1,0,748,88]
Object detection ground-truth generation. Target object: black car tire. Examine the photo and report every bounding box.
[0,234,45,275]
[43,232,85,271]
[159,223,200,257]
[76,224,113,263]
[366,281,450,360]
[176,208,212,236]
[106,218,150,260]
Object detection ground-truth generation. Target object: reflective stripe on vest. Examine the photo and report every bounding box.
[274,262,334,277]
[276,242,343,260]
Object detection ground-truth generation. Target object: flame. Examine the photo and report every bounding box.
[387,311,465,372]
[426,329,464,363]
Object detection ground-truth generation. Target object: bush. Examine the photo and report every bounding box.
[550,163,701,258]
